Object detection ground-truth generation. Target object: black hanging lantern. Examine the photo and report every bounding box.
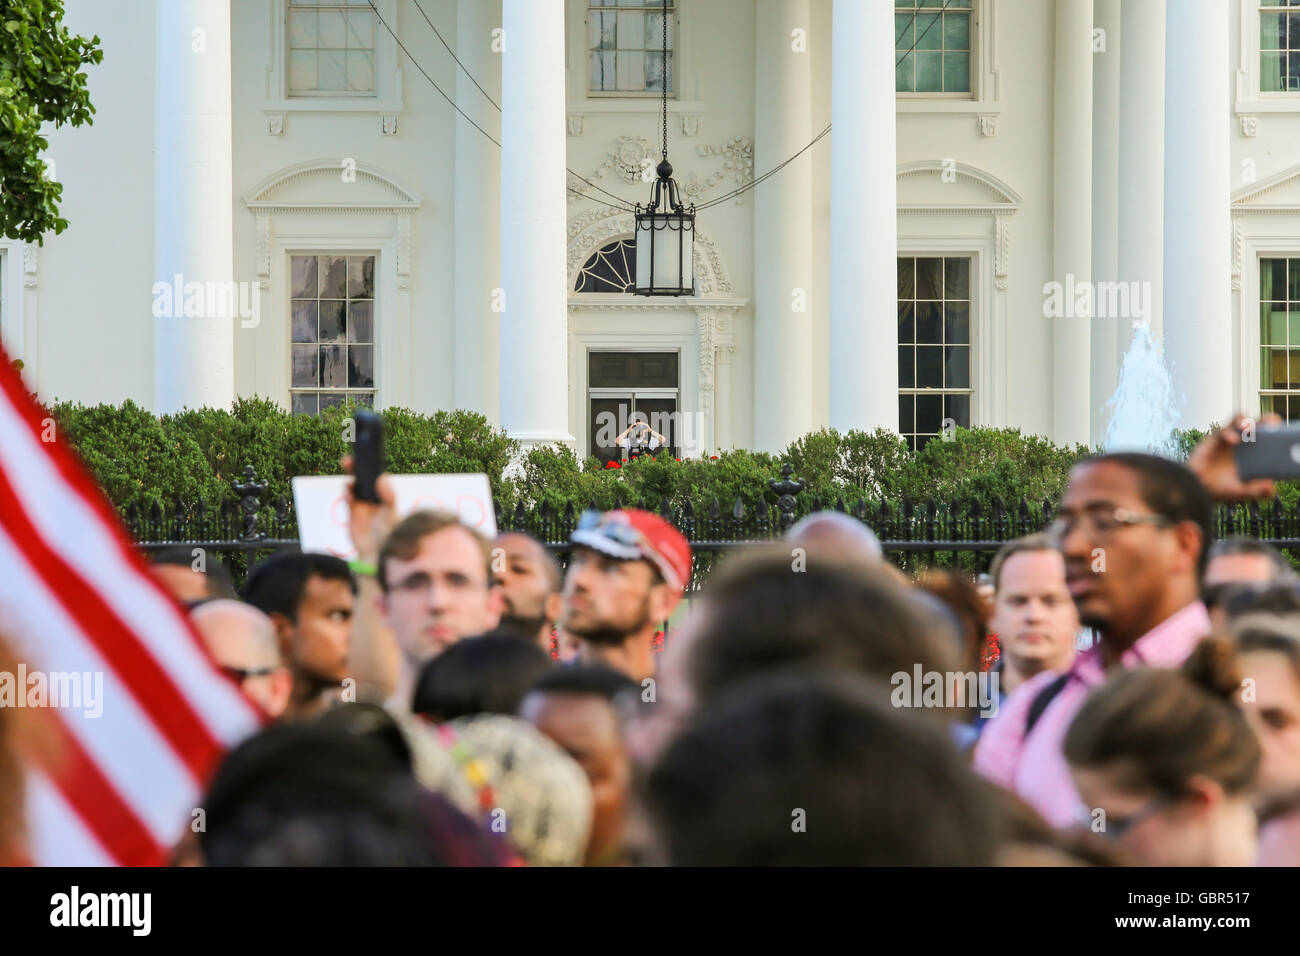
[634,0,695,297]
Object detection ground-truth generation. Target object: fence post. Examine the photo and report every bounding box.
[769,464,804,533]
[232,466,267,542]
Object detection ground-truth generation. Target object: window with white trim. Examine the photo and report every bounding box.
[1258,257,1300,419]
[290,254,376,414]
[898,255,971,450]
[895,0,972,95]
[587,0,675,95]
[287,0,377,96]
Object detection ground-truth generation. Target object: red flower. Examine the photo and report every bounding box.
[605,460,622,469]
[675,458,681,462]
[710,455,719,460]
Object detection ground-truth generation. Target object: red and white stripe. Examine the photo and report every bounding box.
[0,350,262,865]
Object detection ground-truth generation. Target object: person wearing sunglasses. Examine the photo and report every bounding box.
[192,599,292,721]
[1063,636,1260,866]
[562,509,692,683]
[976,452,1215,827]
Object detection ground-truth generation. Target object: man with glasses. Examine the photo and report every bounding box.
[975,451,1215,827]
[192,600,293,721]
[563,509,693,683]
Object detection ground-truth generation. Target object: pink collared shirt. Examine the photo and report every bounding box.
[973,600,1212,828]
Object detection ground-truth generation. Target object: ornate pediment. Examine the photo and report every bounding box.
[243,160,422,212]
[896,161,1022,214]
[1233,163,1300,212]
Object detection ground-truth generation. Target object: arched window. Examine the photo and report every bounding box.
[575,239,636,293]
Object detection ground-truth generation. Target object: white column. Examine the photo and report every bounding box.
[1163,0,1231,429]
[1116,0,1163,356]
[454,0,502,424]
[1090,0,1120,444]
[828,0,896,433]
[153,0,234,413]
[499,0,572,446]
[754,0,813,452]
[1052,0,1093,446]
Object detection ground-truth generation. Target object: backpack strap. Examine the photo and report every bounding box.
[1023,672,1071,737]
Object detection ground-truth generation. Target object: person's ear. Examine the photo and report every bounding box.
[1182,774,1225,817]
[1173,520,1205,576]
[268,612,295,662]
[269,667,294,719]
[648,581,682,624]
[544,590,564,624]
[486,582,506,624]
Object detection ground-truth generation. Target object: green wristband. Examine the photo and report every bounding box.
[348,559,377,577]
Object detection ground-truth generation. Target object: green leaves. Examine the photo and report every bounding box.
[0,0,102,243]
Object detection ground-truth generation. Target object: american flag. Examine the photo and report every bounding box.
[0,350,262,865]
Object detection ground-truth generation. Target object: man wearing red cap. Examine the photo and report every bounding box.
[563,509,693,683]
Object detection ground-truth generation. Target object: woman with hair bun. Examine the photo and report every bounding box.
[1063,636,1259,866]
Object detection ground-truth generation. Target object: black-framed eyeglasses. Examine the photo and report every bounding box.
[221,665,276,683]
[1103,794,1172,840]
[1046,507,1175,545]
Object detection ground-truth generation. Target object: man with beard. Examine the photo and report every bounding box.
[493,531,564,652]
[562,509,692,683]
[974,452,1214,827]
[243,552,356,721]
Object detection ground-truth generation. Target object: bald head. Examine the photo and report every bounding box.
[787,511,884,565]
[192,600,280,668]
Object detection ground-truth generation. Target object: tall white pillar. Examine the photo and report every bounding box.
[1164,0,1231,429]
[828,0,896,433]
[454,0,502,424]
[499,0,572,446]
[754,0,813,452]
[1052,0,1093,447]
[1116,0,1164,356]
[1091,0,1120,444]
[153,0,234,413]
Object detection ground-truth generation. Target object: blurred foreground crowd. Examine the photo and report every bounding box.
[3,417,1300,866]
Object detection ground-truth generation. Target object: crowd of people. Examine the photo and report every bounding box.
[4,416,1300,867]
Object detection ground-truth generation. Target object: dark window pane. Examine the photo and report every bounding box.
[349,301,373,343]
[1289,259,1300,301]
[916,302,942,343]
[898,347,915,388]
[898,257,914,300]
[944,258,970,299]
[898,301,915,343]
[944,302,970,344]
[291,256,318,298]
[944,346,971,388]
[915,50,942,90]
[291,345,318,388]
[319,393,344,412]
[1263,258,1287,299]
[348,256,375,299]
[320,256,348,298]
[590,397,627,464]
[636,398,678,457]
[946,393,970,428]
[916,394,943,435]
[348,345,374,388]
[291,301,318,343]
[916,258,942,299]
[899,394,915,435]
[916,346,943,387]
[291,392,317,416]
[320,300,346,343]
[320,345,347,388]
[350,393,374,408]
[943,52,970,92]
[915,433,933,452]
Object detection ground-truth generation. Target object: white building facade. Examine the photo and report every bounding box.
[3,0,1300,457]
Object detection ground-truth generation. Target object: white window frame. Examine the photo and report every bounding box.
[1238,239,1300,414]
[896,0,1000,117]
[285,251,380,414]
[264,0,403,122]
[568,0,704,115]
[584,0,680,99]
[1237,0,1300,121]
[0,239,37,380]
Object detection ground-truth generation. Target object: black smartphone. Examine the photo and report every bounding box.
[1234,422,1300,480]
[352,409,385,503]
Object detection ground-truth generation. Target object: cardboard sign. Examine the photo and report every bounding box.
[291,473,497,560]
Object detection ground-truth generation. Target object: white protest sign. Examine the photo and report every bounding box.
[291,473,497,560]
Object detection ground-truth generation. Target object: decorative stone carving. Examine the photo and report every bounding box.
[978,114,997,137]
[255,213,271,287]
[268,112,285,136]
[567,114,584,136]
[381,114,398,135]
[396,213,412,289]
[1240,115,1258,138]
[1231,215,1243,291]
[994,216,1010,291]
[681,113,699,137]
[566,135,754,208]
[22,242,37,288]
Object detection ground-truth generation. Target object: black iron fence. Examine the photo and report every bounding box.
[123,464,1300,588]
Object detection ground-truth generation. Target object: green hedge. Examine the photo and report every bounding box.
[46,397,1239,516]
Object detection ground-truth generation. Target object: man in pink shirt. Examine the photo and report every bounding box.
[975,451,1218,827]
